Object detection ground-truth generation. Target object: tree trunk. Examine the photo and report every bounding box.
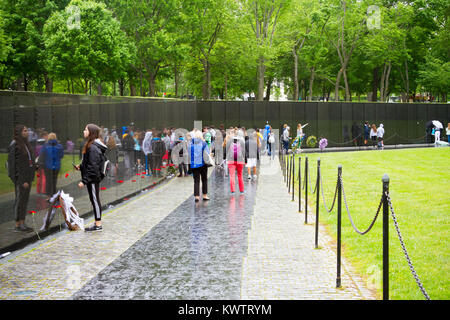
[139,72,143,96]
[97,82,102,95]
[119,78,124,96]
[174,65,179,98]
[257,57,265,101]
[148,77,156,97]
[293,49,299,101]
[343,68,350,101]
[308,66,315,101]
[201,59,211,100]
[224,73,228,100]
[265,76,273,101]
[44,73,53,93]
[384,61,391,102]
[130,82,136,96]
[334,68,343,101]
[23,74,28,91]
[84,78,89,95]
[372,67,378,102]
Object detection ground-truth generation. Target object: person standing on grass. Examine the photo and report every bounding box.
[189,130,210,202]
[74,124,107,232]
[41,132,64,197]
[8,124,36,232]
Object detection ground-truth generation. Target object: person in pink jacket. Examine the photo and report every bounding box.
[224,129,246,194]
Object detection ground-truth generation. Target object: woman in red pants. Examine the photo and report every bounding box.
[225,129,245,194]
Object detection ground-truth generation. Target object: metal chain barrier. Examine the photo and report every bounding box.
[308,165,317,194]
[319,166,338,213]
[386,193,431,300]
[340,175,383,235]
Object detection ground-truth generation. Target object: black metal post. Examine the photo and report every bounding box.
[305,156,308,224]
[288,154,291,190]
[315,158,321,249]
[382,174,390,300]
[298,157,301,212]
[292,155,295,201]
[336,165,342,288]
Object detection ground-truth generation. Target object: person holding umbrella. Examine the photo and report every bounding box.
[432,120,443,144]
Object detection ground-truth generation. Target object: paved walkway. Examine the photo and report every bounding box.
[0,156,376,300]
[241,156,376,300]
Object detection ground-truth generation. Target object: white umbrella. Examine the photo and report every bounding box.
[432,120,443,129]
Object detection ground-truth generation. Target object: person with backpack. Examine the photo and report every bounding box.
[40,132,64,197]
[189,130,210,202]
[8,124,37,232]
[151,131,166,177]
[74,124,108,232]
[225,129,245,194]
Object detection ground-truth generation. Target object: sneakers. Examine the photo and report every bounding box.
[252,175,257,180]
[85,225,102,232]
[13,225,33,233]
[247,176,251,180]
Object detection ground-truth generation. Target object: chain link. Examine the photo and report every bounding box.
[319,166,338,213]
[340,175,383,235]
[386,193,431,300]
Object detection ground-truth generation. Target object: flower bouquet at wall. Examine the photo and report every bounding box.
[319,138,328,151]
[306,136,317,148]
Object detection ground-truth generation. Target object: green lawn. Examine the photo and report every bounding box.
[0,153,78,195]
[289,147,449,300]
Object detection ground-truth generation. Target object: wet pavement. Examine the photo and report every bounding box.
[72,172,258,300]
[0,157,376,300]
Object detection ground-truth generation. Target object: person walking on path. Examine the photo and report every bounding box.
[245,131,259,180]
[8,124,36,232]
[281,124,291,153]
[74,124,107,232]
[41,132,64,197]
[225,129,245,194]
[189,130,210,202]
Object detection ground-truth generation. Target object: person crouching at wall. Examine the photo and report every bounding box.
[75,124,107,232]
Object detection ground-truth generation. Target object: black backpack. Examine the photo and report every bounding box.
[152,140,165,157]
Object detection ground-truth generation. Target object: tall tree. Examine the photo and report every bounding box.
[43,0,134,94]
[241,0,289,101]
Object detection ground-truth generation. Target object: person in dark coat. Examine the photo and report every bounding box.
[7,124,36,232]
[74,124,107,232]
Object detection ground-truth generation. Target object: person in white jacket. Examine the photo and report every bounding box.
[377,124,385,149]
[142,131,153,175]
